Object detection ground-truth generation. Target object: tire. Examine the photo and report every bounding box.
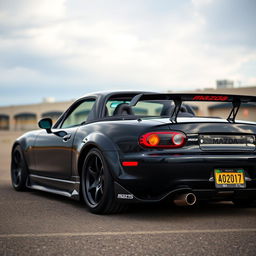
[232,199,255,208]
[11,145,28,191]
[81,148,125,214]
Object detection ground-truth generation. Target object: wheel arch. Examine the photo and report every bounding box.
[77,143,97,178]
[11,140,27,158]
[11,131,39,172]
[77,132,121,179]
[11,141,21,153]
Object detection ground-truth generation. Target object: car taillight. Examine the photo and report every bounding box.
[147,134,160,146]
[139,132,186,148]
[122,161,139,167]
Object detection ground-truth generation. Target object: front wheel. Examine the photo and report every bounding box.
[11,145,28,191]
[81,148,125,214]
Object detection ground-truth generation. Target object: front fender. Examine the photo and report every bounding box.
[11,130,40,171]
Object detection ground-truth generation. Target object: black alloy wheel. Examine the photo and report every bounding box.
[11,145,28,191]
[81,148,125,214]
[85,151,105,206]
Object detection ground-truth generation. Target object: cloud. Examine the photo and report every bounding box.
[192,0,256,47]
[0,0,256,105]
[0,0,66,27]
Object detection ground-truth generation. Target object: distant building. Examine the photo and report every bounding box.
[1,86,256,131]
[43,97,56,103]
[216,80,234,89]
[0,100,73,131]
[186,85,256,118]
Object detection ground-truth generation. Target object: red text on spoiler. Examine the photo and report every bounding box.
[192,96,229,101]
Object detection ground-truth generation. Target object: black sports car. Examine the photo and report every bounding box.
[11,91,256,214]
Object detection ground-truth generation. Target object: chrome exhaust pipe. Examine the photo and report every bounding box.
[173,193,197,206]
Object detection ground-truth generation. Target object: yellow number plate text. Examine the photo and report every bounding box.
[215,172,245,185]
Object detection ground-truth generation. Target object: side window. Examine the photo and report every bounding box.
[61,99,95,128]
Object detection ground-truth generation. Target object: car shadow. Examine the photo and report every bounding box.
[27,187,255,219]
[3,182,254,219]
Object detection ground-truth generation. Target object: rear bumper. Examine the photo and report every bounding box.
[115,153,256,202]
[114,182,256,203]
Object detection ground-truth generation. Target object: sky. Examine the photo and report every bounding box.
[0,0,256,106]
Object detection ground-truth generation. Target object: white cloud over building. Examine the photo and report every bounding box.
[0,0,255,105]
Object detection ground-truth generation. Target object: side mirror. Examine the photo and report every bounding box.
[38,118,52,133]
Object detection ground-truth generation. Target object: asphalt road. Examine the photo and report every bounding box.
[0,131,256,256]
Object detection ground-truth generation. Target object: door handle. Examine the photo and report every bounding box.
[63,134,71,142]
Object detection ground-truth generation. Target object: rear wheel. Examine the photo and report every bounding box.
[81,148,126,214]
[11,145,28,191]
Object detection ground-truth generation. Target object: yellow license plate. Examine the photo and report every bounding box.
[215,172,244,184]
[214,169,246,188]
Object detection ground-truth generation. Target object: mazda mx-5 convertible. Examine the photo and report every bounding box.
[11,91,256,214]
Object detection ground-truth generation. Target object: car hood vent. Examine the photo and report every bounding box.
[199,135,255,151]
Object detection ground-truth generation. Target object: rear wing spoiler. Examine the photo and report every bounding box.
[130,93,256,123]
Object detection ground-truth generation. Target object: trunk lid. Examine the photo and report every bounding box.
[152,117,256,152]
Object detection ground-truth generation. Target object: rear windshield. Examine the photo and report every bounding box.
[106,100,167,117]
[105,98,196,118]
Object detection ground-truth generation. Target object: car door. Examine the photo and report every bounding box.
[33,98,96,179]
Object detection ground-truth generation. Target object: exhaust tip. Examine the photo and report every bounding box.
[185,193,197,205]
[173,193,197,206]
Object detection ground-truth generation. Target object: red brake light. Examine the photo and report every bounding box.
[122,161,138,167]
[139,132,186,148]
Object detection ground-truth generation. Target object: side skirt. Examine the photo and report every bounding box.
[27,174,80,200]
